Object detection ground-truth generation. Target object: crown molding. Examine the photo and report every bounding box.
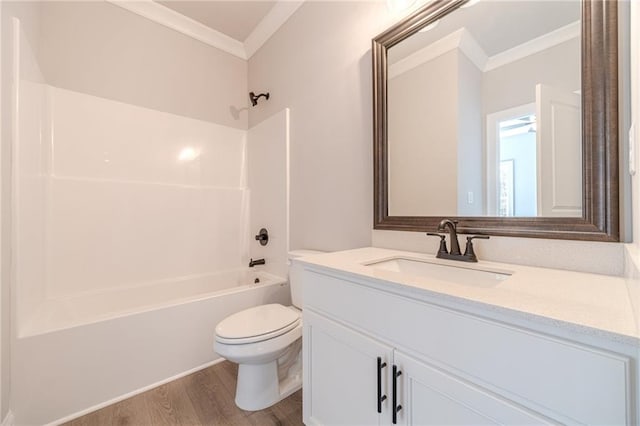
[108,0,246,58]
[389,20,580,79]
[107,0,303,61]
[388,28,487,79]
[245,1,304,59]
[389,28,465,79]
[484,20,580,71]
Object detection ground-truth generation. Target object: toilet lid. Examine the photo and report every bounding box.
[215,304,300,343]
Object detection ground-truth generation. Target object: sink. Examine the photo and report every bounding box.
[364,257,512,287]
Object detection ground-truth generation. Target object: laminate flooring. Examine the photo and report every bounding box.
[64,361,303,426]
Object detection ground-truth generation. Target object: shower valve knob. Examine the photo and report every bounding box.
[255,228,269,246]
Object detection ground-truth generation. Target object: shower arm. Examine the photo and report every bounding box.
[249,92,270,106]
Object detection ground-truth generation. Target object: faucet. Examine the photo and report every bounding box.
[249,258,265,267]
[427,219,489,262]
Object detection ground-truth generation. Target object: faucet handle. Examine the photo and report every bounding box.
[463,235,489,262]
[426,233,448,256]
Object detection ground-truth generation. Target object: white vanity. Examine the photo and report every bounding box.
[299,248,639,425]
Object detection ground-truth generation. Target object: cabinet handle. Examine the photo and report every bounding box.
[377,357,387,413]
[392,365,402,424]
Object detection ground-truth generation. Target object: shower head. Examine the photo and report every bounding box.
[249,91,270,106]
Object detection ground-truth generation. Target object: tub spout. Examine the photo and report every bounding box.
[249,258,265,267]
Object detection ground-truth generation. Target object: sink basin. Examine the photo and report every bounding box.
[364,257,512,287]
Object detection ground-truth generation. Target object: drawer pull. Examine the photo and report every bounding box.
[377,357,387,413]
[392,365,402,424]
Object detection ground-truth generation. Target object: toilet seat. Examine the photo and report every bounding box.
[215,304,301,345]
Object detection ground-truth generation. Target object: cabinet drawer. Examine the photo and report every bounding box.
[303,269,631,424]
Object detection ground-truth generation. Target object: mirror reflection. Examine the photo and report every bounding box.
[387,1,581,218]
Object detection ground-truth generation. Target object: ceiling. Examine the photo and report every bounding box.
[389,1,580,63]
[157,1,277,42]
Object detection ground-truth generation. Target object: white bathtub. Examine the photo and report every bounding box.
[12,269,290,425]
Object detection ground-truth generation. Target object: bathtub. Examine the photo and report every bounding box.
[12,269,290,425]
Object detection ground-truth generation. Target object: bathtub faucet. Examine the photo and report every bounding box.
[249,258,266,267]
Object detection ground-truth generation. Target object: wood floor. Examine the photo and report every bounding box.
[64,361,303,426]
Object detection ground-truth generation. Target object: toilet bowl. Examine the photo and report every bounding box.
[213,250,324,411]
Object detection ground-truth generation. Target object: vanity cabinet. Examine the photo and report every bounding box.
[302,268,633,425]
[304,310,393,425]
[304,310,551,425]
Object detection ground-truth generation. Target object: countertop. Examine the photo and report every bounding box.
[296,247,640,346]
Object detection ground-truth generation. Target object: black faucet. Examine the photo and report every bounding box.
[437,219,461,255]
[249,258,265,267]
[427,219,489,262]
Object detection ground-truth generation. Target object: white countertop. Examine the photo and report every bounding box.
[297,247,640,346]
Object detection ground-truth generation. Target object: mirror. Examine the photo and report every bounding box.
[373,0,619,241]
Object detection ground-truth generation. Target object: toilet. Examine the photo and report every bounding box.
[214,250,324,411]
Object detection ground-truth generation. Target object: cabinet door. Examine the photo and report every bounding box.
[393,351,554,425]
[303,309,393,426]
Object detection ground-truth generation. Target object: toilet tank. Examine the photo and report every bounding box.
[288,250,325,308]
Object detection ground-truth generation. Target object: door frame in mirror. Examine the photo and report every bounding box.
[373,0,619,241]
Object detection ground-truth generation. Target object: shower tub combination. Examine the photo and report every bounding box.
[10,13,293,424]
[13,269,290,425]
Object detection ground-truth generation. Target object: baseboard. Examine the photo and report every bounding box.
[46,358,226,426]
[1,411,14,426]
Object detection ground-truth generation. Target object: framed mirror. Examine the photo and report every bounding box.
[373,0,619,241]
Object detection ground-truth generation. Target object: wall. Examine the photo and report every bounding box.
[249,0,630,274]
[456,52,483,216]
[632,0,639,250]
[248,1,409,252]
[0,3,4,422]
[388,49,483,217]
[388,51,458,216]
[38,1,248,130]
[482,38,580,116]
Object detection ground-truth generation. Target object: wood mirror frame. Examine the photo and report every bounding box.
[373,0,619,241]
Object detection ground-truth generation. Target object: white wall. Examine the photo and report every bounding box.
[38,1,248,130]
[50,88,246,296]
[12,83,249,332]
[13,24,47,339]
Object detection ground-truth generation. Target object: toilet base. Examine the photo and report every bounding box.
[234,339,302,411]
[235,361,302,411]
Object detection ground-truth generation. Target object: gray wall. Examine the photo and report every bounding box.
[248,1,401,251]
[482,38,580,116]
[457,52,484,216]
[388,50,458,216]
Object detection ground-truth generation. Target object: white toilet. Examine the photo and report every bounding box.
[214,250,324,411]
